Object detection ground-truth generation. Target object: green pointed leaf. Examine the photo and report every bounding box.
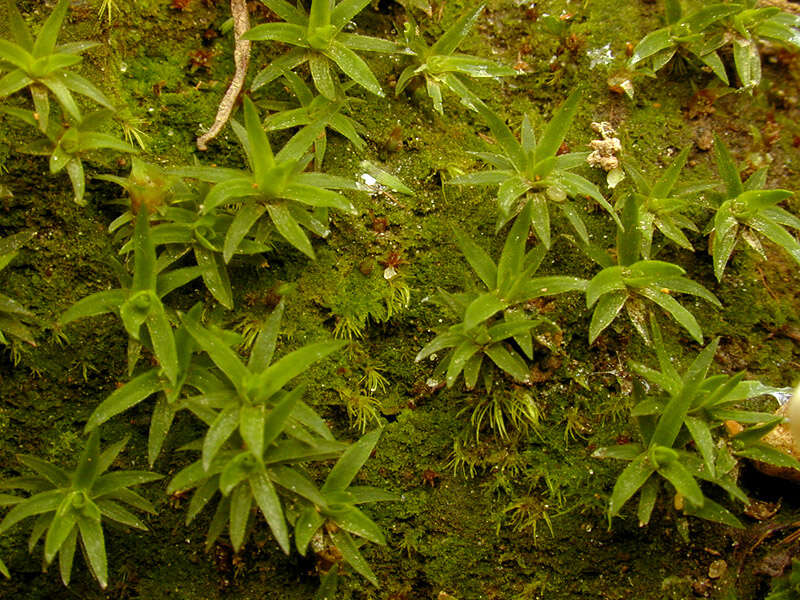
[528,193,551,249]
[186,478,218,524]
[431,5,484,55]
[713,137,744,198]
[589,290,627,343]
[17,456,69,487]
[329,505,385,544]
[260,0,307,24]
[77,515,107,589]
[649,315,680,383]
[228,483,251,552]
[295,505,326,554]
[497,200,531,295]
[7,0,33,51]
[415,332,463,362]
[251,47,310,91]
[733,36,761,89]
[463,293,507,331]
[283,183,354,212]
[146,302,178,385]
[44,506,76,564]
[486,319,540,342]
[33,0,70,57]
[331,0,371,30]
[453,230,497,290]
[0,489,63,535]
[264,386,304,449]
[95,499,148,530]
[58,527,77,586]
[330,529,379,587]
[609,453,655,518]
[73,431,101,489]
[203,406,241,471]
[85,369,161,431]
[60,72,113,109]
[223,202,266,264]
[40,76,80,120]
[267,203,315,258]
[326,42,383,96]
[535,90,580,163]
[427,54,515,77]
[652,147,690,197]
[656,277,720,307]
[250,471,289,554]
[659,459,704,507]
[629,28,674,66]
[699,50,728,85]
[181,313,250,395]
[105,488,156,514]
[248,300,284,372]
[203,178,257,213]
[636,477,658,526]
[148,395,176,466]
[462,352,483,389]
[308,0,332,29]
[269,465,330,506]
[194,246,233,309]
[712,203,739,280]
[323,429,381,493]
[131,210,156,292]
[685,417,716,477]
[749,216,800,265]
[735,443,800,470]
[449,170,512,186]
[586,267,625,308]
[756,20,800,47]
[484,343,528,381]
[253,340,344,401]
[517,276,587,301]
[473,103,525,171]
[637,286,703,343]
[205,495,229,550]
[683,496,743,528]
[240,405,266,458]
[652,339,720,448]
[244,97,275,184]
[0,69,32,98]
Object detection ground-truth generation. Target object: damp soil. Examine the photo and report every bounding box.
[1,1,800,599]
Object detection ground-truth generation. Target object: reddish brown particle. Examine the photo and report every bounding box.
[421,469,440,487]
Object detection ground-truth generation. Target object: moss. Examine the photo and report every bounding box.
[1,0,800,598]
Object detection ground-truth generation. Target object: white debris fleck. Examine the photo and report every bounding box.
[587,43,614,69]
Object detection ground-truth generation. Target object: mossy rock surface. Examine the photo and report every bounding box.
[1,0,800,598]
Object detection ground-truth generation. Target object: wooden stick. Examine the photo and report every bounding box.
[196,0,251,151]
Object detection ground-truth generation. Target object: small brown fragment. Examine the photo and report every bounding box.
[708,559,727,579]
[695,127,713,151]
[744,499,781,520]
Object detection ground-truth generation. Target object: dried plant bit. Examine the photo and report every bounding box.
[587,122,625,188]
[196,0,250,151]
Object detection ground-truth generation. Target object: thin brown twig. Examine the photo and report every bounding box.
[756,265,779,302]
[196,0,251,151]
